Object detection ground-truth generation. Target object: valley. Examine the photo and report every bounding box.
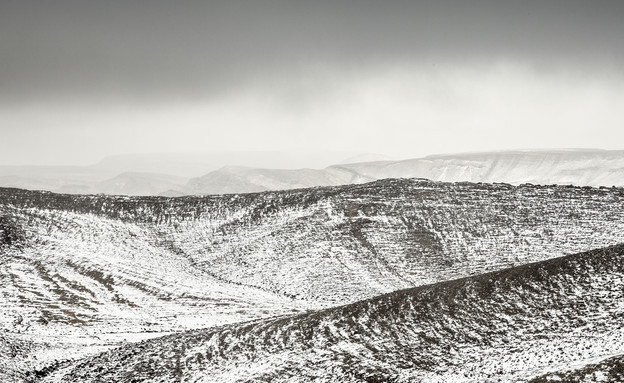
[2,178,624,381]
[41,244,624,382]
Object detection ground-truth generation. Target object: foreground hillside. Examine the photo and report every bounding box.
[3,179,624,378]
[43,244,624,382]
[529,354,624,382]
[0,199,304,380]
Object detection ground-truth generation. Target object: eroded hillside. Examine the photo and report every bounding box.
[44,244,624,382]
[2,179,624,379]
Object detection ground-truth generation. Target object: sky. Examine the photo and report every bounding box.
[1,0,623,166]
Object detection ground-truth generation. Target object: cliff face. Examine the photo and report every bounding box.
[2,179,624,380]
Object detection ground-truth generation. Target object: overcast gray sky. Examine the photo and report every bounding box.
[1,0,623,166]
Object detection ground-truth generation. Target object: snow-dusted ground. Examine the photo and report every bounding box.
[2,179,624,380]
[529,353,624,382]
[164,179,624,305]
[39,244,624,382]
[0,201,306,380]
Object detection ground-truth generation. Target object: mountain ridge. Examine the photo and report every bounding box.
[2,149,624,196]
[40,243,624,382]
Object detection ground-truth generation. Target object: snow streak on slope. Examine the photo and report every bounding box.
[44,244,624,382]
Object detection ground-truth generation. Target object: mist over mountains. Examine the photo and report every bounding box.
[3,148,624,382]
[3,0,622,380]
[2,149,624,196]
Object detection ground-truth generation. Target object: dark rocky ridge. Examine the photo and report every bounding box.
[46,244,624,382]
[529,354,624,382]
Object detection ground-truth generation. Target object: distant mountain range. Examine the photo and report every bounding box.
[1,149,624,196]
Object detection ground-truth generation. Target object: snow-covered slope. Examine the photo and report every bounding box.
[41,244,624,382]
[529,354,624,382]
[3,179,624,380]
[0,194,305,381]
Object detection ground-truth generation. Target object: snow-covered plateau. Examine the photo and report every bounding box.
[2,178,624,381]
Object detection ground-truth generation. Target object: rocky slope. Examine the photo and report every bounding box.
[41,244,624,382]
[530,355,624,383]
[529,354,624,382]
[0,197,304,380]
[3,179,624,380]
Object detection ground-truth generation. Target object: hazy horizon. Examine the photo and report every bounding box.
[1,1,623,167]
[0,147,620,170]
